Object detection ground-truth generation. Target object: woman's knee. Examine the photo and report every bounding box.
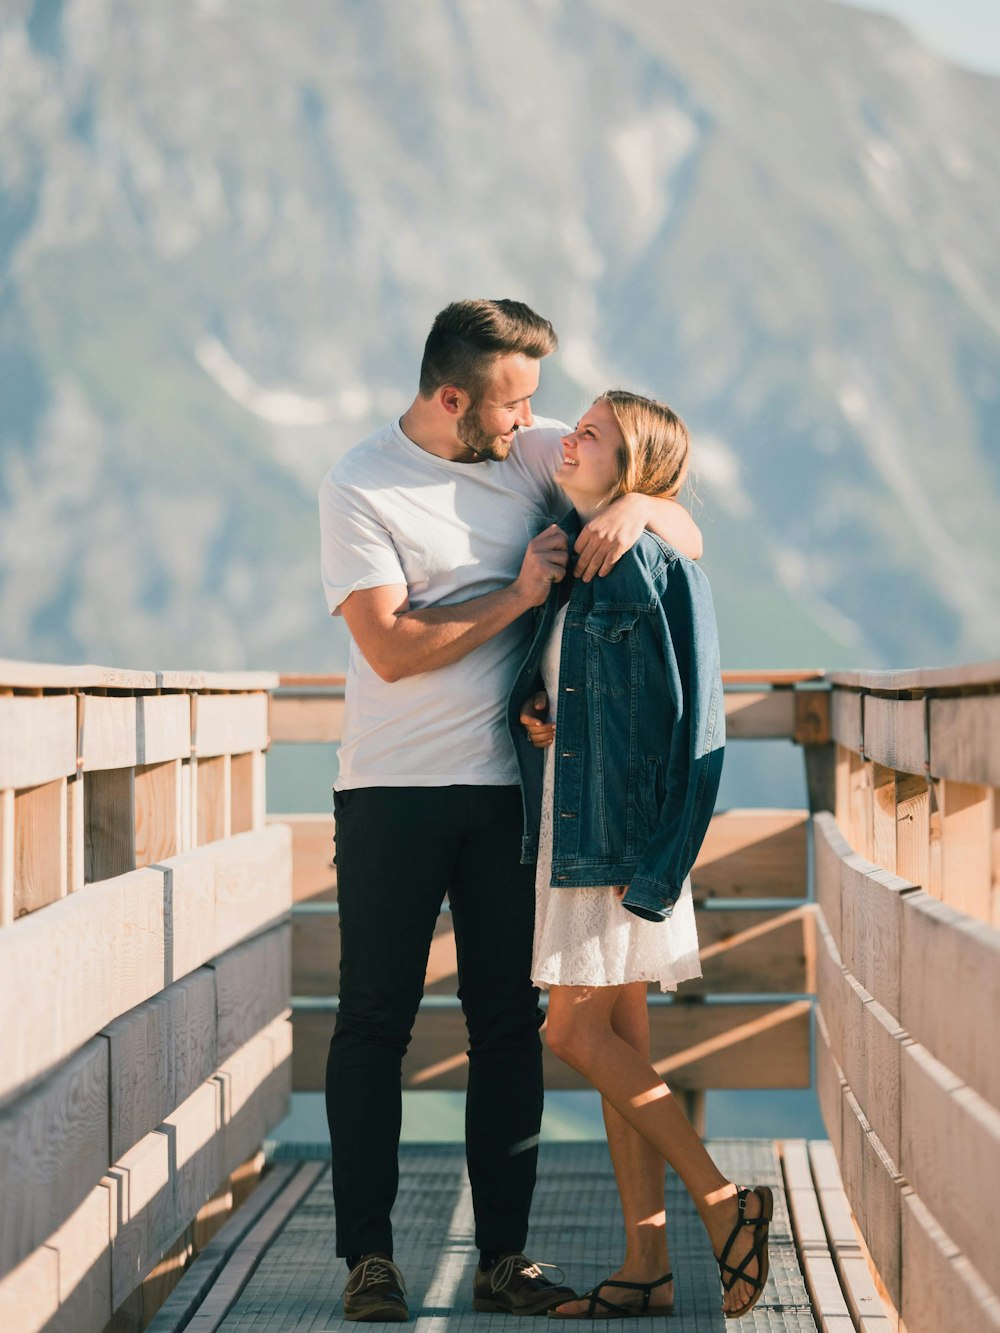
[544,1005,603,1071]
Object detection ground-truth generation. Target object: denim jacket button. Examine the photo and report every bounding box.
[559,811,577,819]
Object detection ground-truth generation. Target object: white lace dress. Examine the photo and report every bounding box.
[531,605,702,994]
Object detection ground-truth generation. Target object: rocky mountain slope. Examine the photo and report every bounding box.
[2,0,998,673]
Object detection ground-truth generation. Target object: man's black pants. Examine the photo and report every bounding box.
[326,784,544,1259]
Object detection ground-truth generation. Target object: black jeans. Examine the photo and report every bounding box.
[326,784,544,1258]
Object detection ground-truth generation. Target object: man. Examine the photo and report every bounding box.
[319,300,702,1321]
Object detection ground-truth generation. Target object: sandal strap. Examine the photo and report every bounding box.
[583,1273,674,1317]
[717,1188,769,1293]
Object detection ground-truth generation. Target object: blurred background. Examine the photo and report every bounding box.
[3,0,998,1141]
[3,0,998,684]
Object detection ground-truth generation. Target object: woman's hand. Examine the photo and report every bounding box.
[574,494,647,582]
[519,691,554,748]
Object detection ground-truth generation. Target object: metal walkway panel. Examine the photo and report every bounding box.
[198,1142,818,1331]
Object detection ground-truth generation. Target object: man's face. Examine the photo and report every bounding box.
[457,353,540,461]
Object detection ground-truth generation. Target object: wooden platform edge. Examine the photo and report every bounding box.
[780,1139,894,1332]
[145,1160,327,1332]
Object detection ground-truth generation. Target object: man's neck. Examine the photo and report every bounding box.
[398,400,479,463]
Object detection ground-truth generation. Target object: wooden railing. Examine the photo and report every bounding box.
[0,662,292,1332]
[269,669,832,1127]
[811,663,1000,1332]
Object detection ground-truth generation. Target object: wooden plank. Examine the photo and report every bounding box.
[270,813,337,903]
[0,1039,110,1276]
[104,969,218,1162]
[137,694,191,765]
[291,998,811,1092]
[808,1141,895,1333]
[814,812,849,952]
[901,1189,1000,1333]
[0,1242,60,1332]
[815,912,846,1072]
[782,1141,857,1333]
[230,751,264,835]
[937,780,993,922]
[0,660,278,691]
[839,1085,904,1309]
[0,828,291,1103]
[13,776,68,916]
[930,694,1000,787]
[106,1127,174,1310]
[723,690,797,738]
[193,694,268,760]
[829,660,1000,692]
[837,962,906,1167]
[900,890,1000,1110]
[895,773,929,890]
[831,689,862,752]
[217,1017,292,1176]
[197,755,231,845]
[871,764,897,875]
[0,695,77,789]
[691,808,808,900]
[135,760,181,868]
[0,787,13,925]
[212,826,292,959]
[79,695,138,771]
[839,848,917,1018]
[268,694,345,743]
[848,756,874,860]
[901,1040,1000,1289]
[67,772,85,894]
[794,689,831,745]
[85,766,136,882]
[0,864,166,1103]
[863,696,926,776]
[211,924,291,1062]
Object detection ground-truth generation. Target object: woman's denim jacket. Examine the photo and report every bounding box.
[507,518,725,922]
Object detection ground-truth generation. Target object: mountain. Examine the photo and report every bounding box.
[2,0,999,674]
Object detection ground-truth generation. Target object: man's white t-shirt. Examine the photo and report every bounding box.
[319,416,569,789]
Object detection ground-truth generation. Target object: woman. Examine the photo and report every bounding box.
[508,391,772,1320]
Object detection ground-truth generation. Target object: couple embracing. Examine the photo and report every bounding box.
[318,299,772,1321]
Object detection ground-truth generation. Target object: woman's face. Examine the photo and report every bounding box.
[556,400,625,508]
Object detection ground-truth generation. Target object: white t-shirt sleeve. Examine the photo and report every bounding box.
[319,471,405,616]
[513,419,571,516]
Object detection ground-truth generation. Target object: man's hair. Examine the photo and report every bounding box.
[418,299,558,402]
[598,389,691,503]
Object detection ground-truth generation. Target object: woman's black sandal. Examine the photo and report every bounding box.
[715,1185,773,1319]
[548,1272,674,1319]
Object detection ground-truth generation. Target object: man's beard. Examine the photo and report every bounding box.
[457,403,514,461]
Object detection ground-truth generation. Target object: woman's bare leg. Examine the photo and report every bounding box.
[554,984,673,1314]
[546,983,764,1317]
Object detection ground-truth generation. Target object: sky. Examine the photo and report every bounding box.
[841,0,1000,76]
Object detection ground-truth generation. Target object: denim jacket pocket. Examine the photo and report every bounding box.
[584,607,644,697]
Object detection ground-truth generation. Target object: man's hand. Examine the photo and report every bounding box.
[519,690,555,748]
[515,524,569,606]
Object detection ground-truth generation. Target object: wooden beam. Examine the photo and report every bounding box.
[901,1189,1000,1333]
[692,808,809,900]
[901,1040,1000,1296]
[13,776,67,916]
[935,780,993,923]
[900,889,1000,1116]
[831,689,863,753]
[0,660,278,691]
[723,690,797,738]
[863,696,926,776]
[291,998,811,1092]
[839,1085,904,1310]
[85,766,136,883]
[0,695,77,789]
[193,693,268,760]
[210,924,291,1063]
[269,694,345,743]
[0,788,12,926]
[197,755,231,845]
[135,760,182,867]
[269,813,337,904]
[829,660,1000,692]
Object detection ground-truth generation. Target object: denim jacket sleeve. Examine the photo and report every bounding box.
[621,555,725,922]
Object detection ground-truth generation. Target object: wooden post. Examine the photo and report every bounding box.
[0,787,13,926]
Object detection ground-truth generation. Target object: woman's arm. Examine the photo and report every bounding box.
[574,495,702,582]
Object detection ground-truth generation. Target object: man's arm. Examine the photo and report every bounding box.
[574,495,703,582]
[341,525,568,682]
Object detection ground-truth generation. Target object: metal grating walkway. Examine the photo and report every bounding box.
[152,1141,827,1332]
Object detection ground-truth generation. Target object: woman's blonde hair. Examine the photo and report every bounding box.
[598,389,690,503]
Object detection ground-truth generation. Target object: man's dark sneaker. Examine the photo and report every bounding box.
[472,1253,577,1315]
[343,1254,409,1322]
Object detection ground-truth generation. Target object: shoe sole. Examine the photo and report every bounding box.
[344,1301,409,1322]
[473,1297,569,1316]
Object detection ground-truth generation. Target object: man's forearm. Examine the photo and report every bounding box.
[387,585,536,679]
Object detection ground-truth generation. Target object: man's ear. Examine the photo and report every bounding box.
[438,384,469,418]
